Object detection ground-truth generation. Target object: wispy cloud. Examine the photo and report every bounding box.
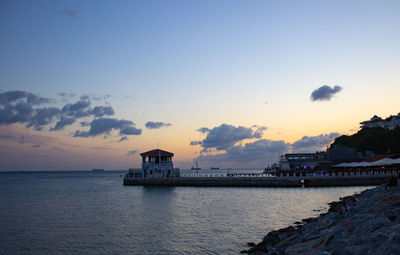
[145,121,172,129]
[118,136,128,142]
[126,150,138,156]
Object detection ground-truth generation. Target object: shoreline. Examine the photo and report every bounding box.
[241,178,400,254]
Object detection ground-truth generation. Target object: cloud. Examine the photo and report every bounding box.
[195,139,290,167]
[27,107,62,131]
[118,136,128,142]
[0,90,51,105]
[62,98,91,118]
[145,121,172,129]
[291,132,340,152]
[73,118,142,138]
[197,127,210,133]
[0,90,118,132]
[50,117,76,131]
[0,91,55,128]
[126,150,138,156]
[32,144,41,148]
[191,124,266,151]
[253,126,267,138]
[90,106,114,117]
[310,85,342,101]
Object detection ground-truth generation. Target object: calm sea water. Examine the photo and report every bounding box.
[0,171,371,255]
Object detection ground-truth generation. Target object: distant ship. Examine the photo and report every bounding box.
[92,168,105,172]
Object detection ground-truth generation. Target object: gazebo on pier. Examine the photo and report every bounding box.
[140,149,177,178]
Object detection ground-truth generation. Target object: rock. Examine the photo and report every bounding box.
[244,184,400,254]
[247,242,257,247]
[278,226,296,233]
[262,231,281,246]
[387,214,397,221]
[302,217,317,223]
[247,243,267,254]
[284,233,334,255]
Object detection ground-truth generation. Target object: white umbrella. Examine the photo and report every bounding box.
[370,158,395,166]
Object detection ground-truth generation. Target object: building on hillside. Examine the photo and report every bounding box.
[140,149,179,178]
[327,145,359,163]
[279,152,330,171]
[360,113,400,130]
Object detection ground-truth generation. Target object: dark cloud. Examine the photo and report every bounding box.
[0,102,34,125]
[90,106,114,117]
[121,126,142,135]
[253,126,267,138]
[62,99,91,118]
[119,136,128,142]
[145,121,172,129]
[80,121,90,127]
[197,127,210,133]
[291,132,340,152]
[61,99,114,122]
[0,91,54,128]
[32,144,41,148]
[27,107,62,131]
[0,90,51,106]
[126,150,138,156]
[0,90,141,140]
[0,90,117,131]
[192,124,264,151]
[73,118,142,138]
[310,85,342,101]
[50,117,76,131]
[196,139,290,167]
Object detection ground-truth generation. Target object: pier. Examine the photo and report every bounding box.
[123,148,399,187]
[123,171,396,187]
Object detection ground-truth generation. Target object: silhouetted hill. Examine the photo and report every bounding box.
[331,127,400,154]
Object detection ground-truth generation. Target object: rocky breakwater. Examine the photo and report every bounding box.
[242,178,400,255]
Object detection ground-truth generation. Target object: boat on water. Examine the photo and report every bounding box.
[92,168,105,172]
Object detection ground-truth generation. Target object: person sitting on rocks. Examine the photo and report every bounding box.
[348,197,355,207]
[339,202,346,214]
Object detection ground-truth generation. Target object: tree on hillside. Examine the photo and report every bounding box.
[331,127,400,154]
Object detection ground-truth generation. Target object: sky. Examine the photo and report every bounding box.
[0,0,399,170]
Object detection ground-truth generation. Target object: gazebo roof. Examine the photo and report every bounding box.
[140,149,174,157]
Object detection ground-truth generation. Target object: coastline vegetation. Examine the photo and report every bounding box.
[331,127,400,154]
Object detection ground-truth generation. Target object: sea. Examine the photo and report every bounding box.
[0,171,372,255]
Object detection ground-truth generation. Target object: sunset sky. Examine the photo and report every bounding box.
[1,0,399,170]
